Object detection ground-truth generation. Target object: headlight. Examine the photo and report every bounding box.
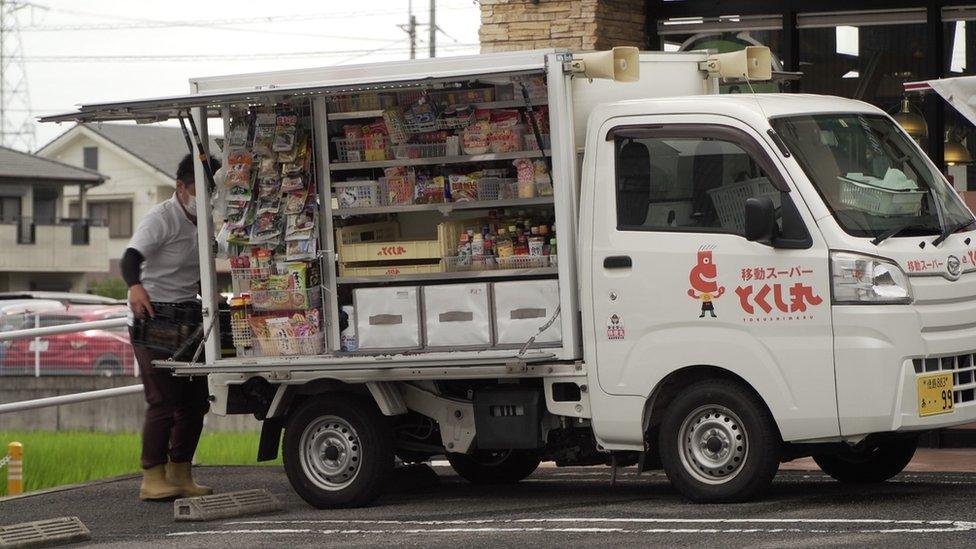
[831,252,912,304]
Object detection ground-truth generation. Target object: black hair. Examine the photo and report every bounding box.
[176,153,222,184]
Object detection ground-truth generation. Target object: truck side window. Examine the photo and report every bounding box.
[614,135,779,235]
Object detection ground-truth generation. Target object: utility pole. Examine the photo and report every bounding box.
[428,0,435,58]
[0,0,35,151]
[400,1,418,59]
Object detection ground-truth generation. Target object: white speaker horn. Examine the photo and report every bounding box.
[570,47,640,82]
[701,46,772,81]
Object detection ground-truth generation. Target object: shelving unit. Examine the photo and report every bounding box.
[329,150,550,171]
[326,99,549,121]
[337,266,558,285]
[334,196,554,217]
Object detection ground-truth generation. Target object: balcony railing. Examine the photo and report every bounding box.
[0,216,105,246]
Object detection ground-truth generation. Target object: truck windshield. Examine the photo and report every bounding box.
[770,113,974,240]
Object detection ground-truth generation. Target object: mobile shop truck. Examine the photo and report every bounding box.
[45,47,976,507]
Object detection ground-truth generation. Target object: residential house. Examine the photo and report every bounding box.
[0,146,108,292]
[37,123,219,279]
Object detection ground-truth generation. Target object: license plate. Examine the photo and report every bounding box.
[917,372,955,417]
[28,339,49,352]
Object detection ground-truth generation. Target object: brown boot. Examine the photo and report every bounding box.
[139,465,183,501]
[165,461,213,497]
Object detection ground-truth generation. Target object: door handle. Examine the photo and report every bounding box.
[603,255,632,269]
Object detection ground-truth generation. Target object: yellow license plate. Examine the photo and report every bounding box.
[917,372,955,417]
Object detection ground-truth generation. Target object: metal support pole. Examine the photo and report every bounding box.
[0,385,143,415]
[428,0,436,58]
[7,441,22,496]
[32,312,39,377]
[190,106,220,365]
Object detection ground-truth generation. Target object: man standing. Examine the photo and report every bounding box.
[122,153,219,501]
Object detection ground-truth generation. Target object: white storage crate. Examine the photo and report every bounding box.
[354,286,422,350]
[335,180,384,209]
[838,175,926,216]
[423,283,491,348]
[707,177,780,233]
[492,279,561,346]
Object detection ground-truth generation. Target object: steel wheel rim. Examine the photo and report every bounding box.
[678,404,748,485]
[299,415,362,491]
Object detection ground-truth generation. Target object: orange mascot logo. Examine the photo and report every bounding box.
[688,245,725,318]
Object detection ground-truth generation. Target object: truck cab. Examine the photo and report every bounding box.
[579,93,976,500]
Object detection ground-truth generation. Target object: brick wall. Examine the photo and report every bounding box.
[480,0,646,53]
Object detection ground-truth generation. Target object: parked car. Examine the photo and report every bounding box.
[0,291,124,306]
[0,299,68,370]
[0,305,134,376]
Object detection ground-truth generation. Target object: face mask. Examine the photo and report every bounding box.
[182,192,197,216]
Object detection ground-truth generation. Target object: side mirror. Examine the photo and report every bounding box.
[744,196,777,244]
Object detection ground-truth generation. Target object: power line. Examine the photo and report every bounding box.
[9,44,480,63]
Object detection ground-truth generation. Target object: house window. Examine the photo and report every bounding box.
[88,201,132,238]
[83,146,99,171]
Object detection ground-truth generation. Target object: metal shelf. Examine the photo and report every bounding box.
[326,99,549,121]
[334,196,554,217]
[337,266,557,284]
[330,149,550,171]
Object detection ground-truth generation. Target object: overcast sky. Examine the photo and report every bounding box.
[9,0,481,150]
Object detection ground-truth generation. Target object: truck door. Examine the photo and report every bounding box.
[587,116,839,441]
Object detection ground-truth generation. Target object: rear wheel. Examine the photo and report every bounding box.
[658,380,781,503]
[813,437,917,483]
[283,394,393,508]
[446,449,541,484]
[94,355,123,377]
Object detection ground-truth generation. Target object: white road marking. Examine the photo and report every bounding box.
[167,518,976,536]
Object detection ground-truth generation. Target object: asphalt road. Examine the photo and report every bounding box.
[2,465,975,548]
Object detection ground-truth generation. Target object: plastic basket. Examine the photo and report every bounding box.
[230,315,253,349]
[393,142,448,159]
[839,177,926,216]
[332,136,391,163]
[477,178,519,201]
[707,177,780,233]
[496,255,551,270]
[250,286,322,312]
[442,255,498,272]
[437,112,475,130]
[231,266,271,294]
[255,333,325,357]
[335,180,383,209]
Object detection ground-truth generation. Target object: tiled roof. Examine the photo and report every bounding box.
[84,123,220,179]
[0,145,104,183]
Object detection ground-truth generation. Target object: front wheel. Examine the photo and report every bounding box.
[658,380,781,503]
[446,449,541,484]
[813,437,917,483]
[283,394,394,508]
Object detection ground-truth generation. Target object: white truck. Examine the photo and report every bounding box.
[44,48,976,507]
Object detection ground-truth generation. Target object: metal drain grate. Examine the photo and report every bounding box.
[173,489,282,522]
[0,517,91,549]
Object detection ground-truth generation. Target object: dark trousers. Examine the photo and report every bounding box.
[131,333,209,469]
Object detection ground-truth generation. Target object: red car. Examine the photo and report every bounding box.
[0,306,135,376]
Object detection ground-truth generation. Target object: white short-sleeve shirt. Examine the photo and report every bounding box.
[127,195,200,303]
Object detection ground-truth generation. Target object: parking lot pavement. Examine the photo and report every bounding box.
[2,462,975,548]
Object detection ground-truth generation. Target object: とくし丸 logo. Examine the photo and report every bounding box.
[687,245,725,318]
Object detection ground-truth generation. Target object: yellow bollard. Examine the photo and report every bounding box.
[7,441,22,496]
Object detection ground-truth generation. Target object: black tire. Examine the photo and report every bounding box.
[446,450,541,484]
[94,355,123,377]
[658,379,781,503]
[813,436,917,483]
[282,394,394,508]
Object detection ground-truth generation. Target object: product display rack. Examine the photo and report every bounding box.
[329,149,551,171]
[333,196,554,217]
[326,99,549,121]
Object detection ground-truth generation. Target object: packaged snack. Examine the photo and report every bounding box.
[489,124,523,153]
[414,174,445,204]
[249,212,283,244]
[278,131,305,164]
[265,317,298,355]
[384,166,414,205]
[284,262,309,291]
[448,174,480,202]
[229,255,250,269]
[248,316,270,339]
[252,112,277,155]
[257,156,277,179]
[286,239,317,261]
[283,191,307,215]
[281,174,305,193]
[285,210,315,241]
[462,124,490,155]
[256,195,281,215]
[226,150,253,189]
[227,225,251,246]
[257,176,281,198]
[273,113,298,152]
[343,124,364,140]
[225,201,252,229]
[227,121,249,149]
[252,248,273,270]
[267,274,295,290]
